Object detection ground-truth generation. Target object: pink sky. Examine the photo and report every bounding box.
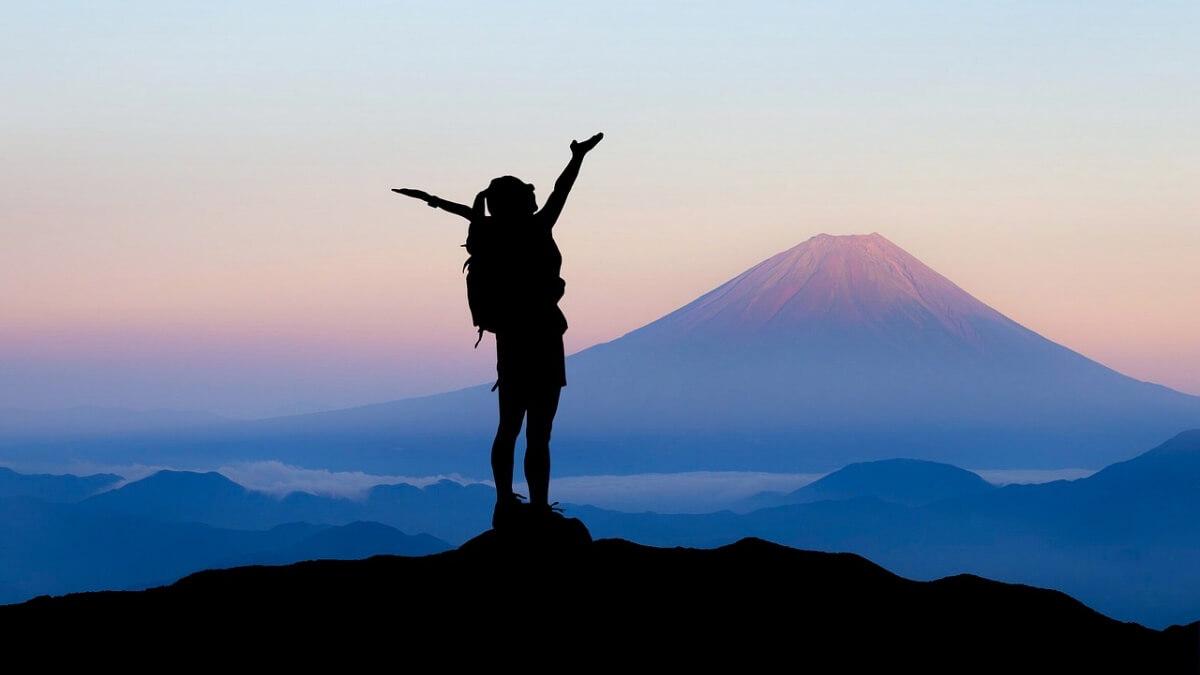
[2,3,1197,417]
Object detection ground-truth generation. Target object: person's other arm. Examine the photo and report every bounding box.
[392,188,481,221]
[537,132,603,227]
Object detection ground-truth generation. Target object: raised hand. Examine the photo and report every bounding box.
[570,132,604,156]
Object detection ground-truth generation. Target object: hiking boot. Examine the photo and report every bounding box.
[491,492,527,530]
[526,502,594,547]
[528,501,565,521]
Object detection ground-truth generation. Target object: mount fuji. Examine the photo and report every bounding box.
[553,232,1200,470]
[13,233,1200,475]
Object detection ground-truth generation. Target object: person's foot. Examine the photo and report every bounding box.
[492,493,527,530]
[528,501,565,522]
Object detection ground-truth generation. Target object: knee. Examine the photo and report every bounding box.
[526,424,552,448]
[494,422,522,445]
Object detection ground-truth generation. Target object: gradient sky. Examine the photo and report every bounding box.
[3,1,1198,418]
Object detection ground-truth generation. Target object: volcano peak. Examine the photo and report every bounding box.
[639,232,1012,347]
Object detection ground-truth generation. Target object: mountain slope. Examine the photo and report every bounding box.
[559,234,1200,465]
[216,521,450,567]
[0,406,225,438]
[627,232,1024,345]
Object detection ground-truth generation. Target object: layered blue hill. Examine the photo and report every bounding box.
[82,470,494,544]
[572,430,1200,628]
[0,467,121,502]
[217,521,449,567]
[735,458,996,511]
[0,477,453,605]
[4,431,1200,627]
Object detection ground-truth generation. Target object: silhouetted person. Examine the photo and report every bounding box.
[395,133,603,530]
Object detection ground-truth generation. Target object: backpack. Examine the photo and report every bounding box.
[462,216,505,347]
[461,214,567,348]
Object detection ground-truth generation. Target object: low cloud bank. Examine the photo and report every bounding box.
[214,461,483,499]
[972,468,1096,485]
[11,458,1097,511]
[529,471,823,514]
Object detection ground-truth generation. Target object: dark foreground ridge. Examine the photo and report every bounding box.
[2,516,1196,670]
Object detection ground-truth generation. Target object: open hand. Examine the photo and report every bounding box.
[393,188,435,205]
[570,132,604,156]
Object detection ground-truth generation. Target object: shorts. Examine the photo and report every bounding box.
[495,330,567,391]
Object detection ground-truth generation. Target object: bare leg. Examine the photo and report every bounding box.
[523,386,562,507]
[492,386,526,503]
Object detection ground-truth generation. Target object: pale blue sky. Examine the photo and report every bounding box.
[2,1,1198,416]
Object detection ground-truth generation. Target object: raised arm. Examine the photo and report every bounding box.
[537,132,603,227]
[392,188,481,221]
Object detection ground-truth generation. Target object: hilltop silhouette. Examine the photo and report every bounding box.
[1,530,1195,671]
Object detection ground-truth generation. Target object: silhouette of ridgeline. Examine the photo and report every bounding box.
[1,532,1195,670]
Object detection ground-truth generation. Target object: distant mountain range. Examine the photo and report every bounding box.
[6,233,1196,477]
[0,466,121,501]
[573,429,1200,629]
[81,470,495,544]
[3,430,1200,628]
[2,533,1195,672]
[0,472,456,604]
